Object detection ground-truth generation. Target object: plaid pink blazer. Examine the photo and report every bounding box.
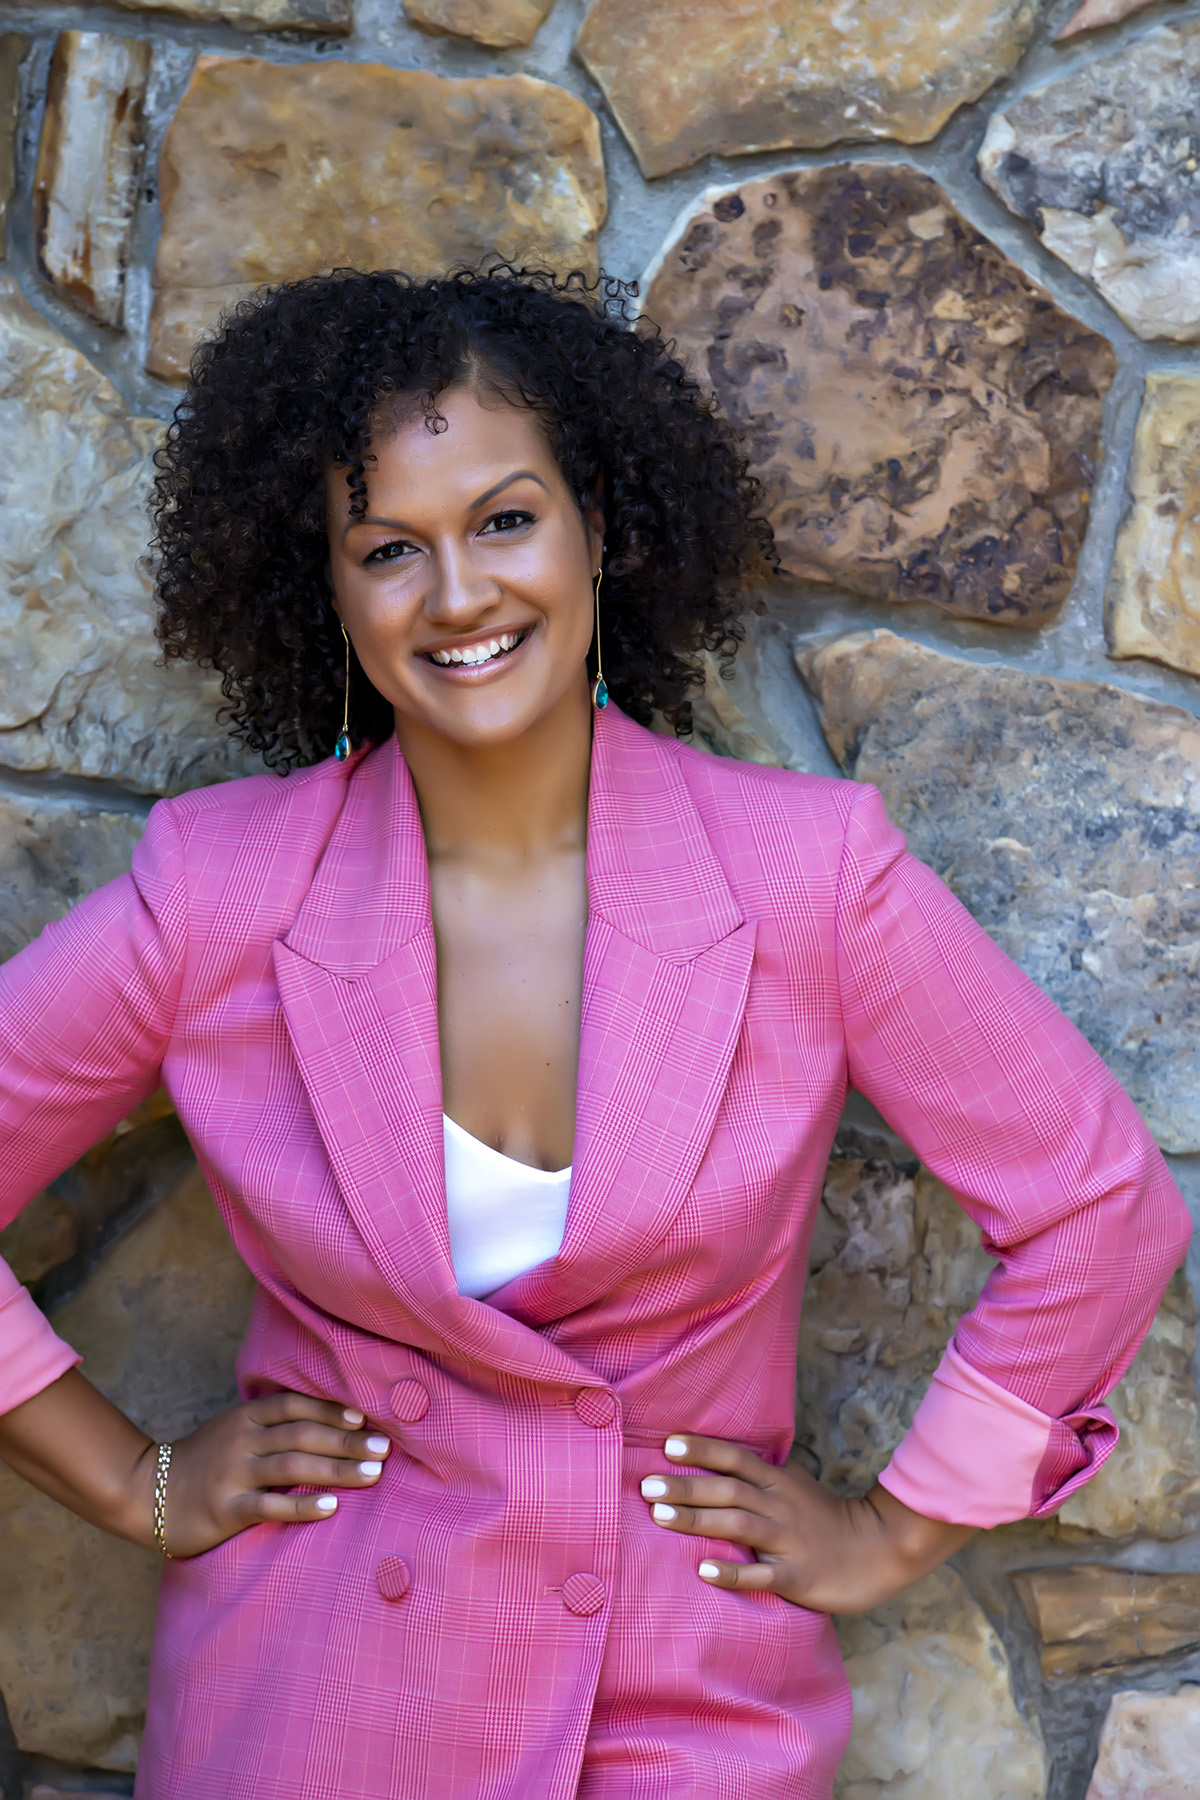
[0,705,1187,1799]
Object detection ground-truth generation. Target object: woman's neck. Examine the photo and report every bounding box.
[394,680,592,865]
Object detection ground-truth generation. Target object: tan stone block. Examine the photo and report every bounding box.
[1014,1564,1200,1677]
[643,166,1113,626]
[576,0,1042,180]
[34,30,151,330]
[797,631,1200,1155]
[980,21,1200,342]
[0,34,27,261]
[1086,1690,1200,1799]
[1106,373,1200,680]
[0,276,254,791]
[835,1565,1047,1798]
[147,56,605,382]
[1056,0,1168,38]
[406,0,555,49]
[107,0,350,29]
[0,1161,255,1769]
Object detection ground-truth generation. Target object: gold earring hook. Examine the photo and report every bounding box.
[591,561,608,712]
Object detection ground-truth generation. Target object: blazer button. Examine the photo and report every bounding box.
[573,1388,617,1429]
[390,1379,430,1424]
[562,1572,607,1617]
[376,1555,412,1603]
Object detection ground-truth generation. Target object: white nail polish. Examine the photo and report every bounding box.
[652,1502,677,1522]
[698,1561,720,1580]
[343,1409,365,1426]
[641,1477,668,1498]
[359,1461,383,1478]
[365,1435,390,1455]
[664,1437,689,1459]
[315,1495,338,1512]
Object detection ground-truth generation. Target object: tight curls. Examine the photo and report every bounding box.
[151,266,775,770]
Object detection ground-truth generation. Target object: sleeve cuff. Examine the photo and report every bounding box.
[0,1258,81,1415]
[876,1338,1118,1528]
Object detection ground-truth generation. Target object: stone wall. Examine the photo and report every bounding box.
[0,1,1197,1796]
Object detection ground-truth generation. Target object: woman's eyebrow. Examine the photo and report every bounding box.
[341,471,550,543]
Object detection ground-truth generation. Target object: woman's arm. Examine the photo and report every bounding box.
[0,1367,391,1556]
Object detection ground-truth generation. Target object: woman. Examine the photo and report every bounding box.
[0,268,1187,1799]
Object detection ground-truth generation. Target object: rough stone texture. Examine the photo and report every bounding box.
[1106,373,1200,680]
[797,630,1200,1155]
[642,165,1113,626]
[834,1564,1047,1799]
[405,0,555,49]
[979,21,1200,343]
[575,0,1044,181]
[1057,1273,1200,1540]
[0,276,251,792]
[0,1160,255,1771]
[0,788,144,963]
[34,31,151,331]
[1014,1565,1200,1677]
[797,1132,994,1494]
[105,0,350,29]
[1085,1689,1200,1799]
[1056,0,1168,36]
[147,56,605,382]
[0,35,27,262]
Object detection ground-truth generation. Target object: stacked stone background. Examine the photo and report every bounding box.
[0,0,1199,1795]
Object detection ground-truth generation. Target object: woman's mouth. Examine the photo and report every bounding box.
[425,629,529,671]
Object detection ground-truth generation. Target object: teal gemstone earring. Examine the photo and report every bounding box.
[334,623,352,761]
[591,558,608,712]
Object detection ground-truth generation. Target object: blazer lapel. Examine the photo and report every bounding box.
[492,709,755,1327]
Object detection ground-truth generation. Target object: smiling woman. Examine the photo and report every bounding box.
[0,266,1188,1800]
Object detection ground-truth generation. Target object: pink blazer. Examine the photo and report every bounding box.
[0,705,1187,1800]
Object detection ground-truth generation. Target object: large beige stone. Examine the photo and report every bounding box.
[1056,0,1170,35]
[642,166,1113,626]
[980,21,1200,342]
[0,277,251,792]
[0,35,27,262]
[1014,1564,1200,1677]
[797,1134,994,1493]
[1106,373,1200,679]
[106,0,350,29]
[406,0,554,48]
[0,787,144,963]
[34,31,151,330]
[1086,1689,1200,1799]
[835,1564,1046,1799]
[147,57,606,382]
[0,1161,255,1770]
[576,0,1043,181]
[797,631,1200,1154]
[1057,1273,1200,1540]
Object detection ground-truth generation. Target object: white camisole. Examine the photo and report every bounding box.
[443,1114,572,1299]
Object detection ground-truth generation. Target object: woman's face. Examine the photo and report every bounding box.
[326,383,603,750]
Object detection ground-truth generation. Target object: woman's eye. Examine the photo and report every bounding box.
[481,509,535,535]
[363,539,415,566]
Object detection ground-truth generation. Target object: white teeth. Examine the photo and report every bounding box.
[429,630,524,668]
[488,640,501,656]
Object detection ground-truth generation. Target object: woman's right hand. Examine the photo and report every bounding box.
[136,1391,391,1558]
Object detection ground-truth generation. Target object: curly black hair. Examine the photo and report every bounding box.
[152,265,775,770]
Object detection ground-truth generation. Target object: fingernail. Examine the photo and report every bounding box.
[315,1495,338,1513]
[698,1561,720,1580]
[359,1461,383,1478]
[365,1435,390,1456]
[343,1408,365,1426]
[652,1502,677,1522]
[664,1437,689,1459]
[641,1477,669,1498]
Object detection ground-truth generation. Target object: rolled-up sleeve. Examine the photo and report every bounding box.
[833,783,1191,1528]
[0,800,187,1416]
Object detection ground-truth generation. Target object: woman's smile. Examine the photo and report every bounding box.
[422,624,533,674]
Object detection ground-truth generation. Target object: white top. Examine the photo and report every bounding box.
[443,1114,572,1300]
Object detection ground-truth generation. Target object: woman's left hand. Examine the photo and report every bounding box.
[641,1433,974,1616]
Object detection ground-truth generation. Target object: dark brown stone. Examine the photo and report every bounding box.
[1014,1565,1200,1677]
[0,35,28,262]
[643,165,1113,625]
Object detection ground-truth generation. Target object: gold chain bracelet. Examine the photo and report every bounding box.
[153,1441,173,1559]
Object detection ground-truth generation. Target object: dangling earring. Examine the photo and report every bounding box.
[591,555,608,712]
[334,623,352,761]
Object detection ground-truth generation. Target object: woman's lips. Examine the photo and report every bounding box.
[422,627,531,673]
